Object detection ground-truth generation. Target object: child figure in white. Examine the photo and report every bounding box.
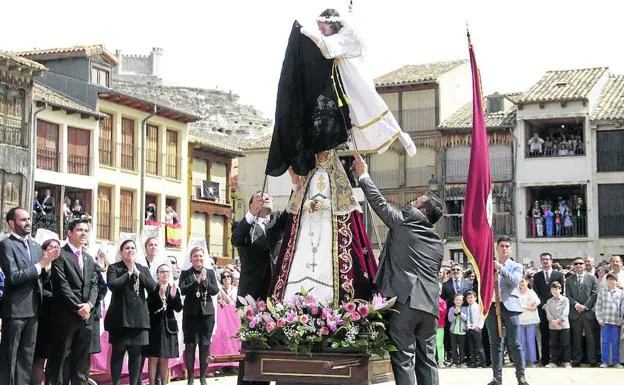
[448,293,468,367]
[463,291,486,367]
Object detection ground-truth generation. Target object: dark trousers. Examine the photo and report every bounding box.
[0,316,38,385]
[538,307,551,365]
[570,314,597,364]
[47,322,92,385]
[466,329,486,366]
[550,329,571,365]
[485,305,525,382]
[449,333,466,365]
[388,300,439,385]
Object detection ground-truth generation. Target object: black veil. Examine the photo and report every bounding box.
[265,21,351,177]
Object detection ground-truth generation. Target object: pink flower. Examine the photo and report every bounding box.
[299,314,309,324]
[262,313,275,324]
[343,302,356,312]
[371,294,387,311]
[321,307,333,320]
[286,310,297,324]
[244,307,255,320]
[316,318,324,326]
[357,304,370,317]
[249,320,257,329]
[276,318,287,328]
[320,326,330,336]
[327,320,338,332]
[257,300,267,312]
[349,311,361,321]
[265,322,276,333]
[310,305,320,315]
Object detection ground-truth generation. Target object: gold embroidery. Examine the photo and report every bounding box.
[352,109,391,130]
[316,175,327,194]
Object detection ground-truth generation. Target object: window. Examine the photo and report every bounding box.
[119,189,134,233]
[121,118,135,171]
[166,130,179,179]
[598,184,624,236]
[91,66,110,87]
[0,172,22,233]
[597,131,624,172]
[450,249,468,267]
[97,186,112,240]
[67,127,90,175]
[99,113,113,166]
[525,118,585,158]
[36,120,60,171]
[0,87,25,147]
[146,124,159,175]
[487,97,503,113]
[525,185,587,238]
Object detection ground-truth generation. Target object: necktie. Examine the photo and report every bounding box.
[577,275,582,291]
[454,279,460,293]
[545,271,550,282]
[75,250,82,275]
[469,305,473,326]
[22,239,32,261]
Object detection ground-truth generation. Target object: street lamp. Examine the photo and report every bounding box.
[428,174,438,193]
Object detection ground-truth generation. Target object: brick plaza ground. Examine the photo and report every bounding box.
[171,367,620,385]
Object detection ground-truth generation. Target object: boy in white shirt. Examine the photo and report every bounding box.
[464,291,486,367]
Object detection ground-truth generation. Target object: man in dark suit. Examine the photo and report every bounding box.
[46,219,99,385]
[231,191,288,385]
[565,257,598,367]
[353,153,444,385]
[0,207,59,385]
[532,252,566,366]
[41,189,56,215]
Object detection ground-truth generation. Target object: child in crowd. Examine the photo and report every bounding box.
[448,293,467,368]
[595,273,624,368]
[463,291,486,367]
[543,281,571,368]
[437,296,448,368]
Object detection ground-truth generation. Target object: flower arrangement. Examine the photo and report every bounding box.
[237,288,397,357]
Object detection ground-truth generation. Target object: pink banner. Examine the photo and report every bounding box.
[91,304,242,384]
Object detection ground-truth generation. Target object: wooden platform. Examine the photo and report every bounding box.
[243,350,393,385]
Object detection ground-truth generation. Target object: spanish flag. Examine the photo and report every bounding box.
[462,31,495,317]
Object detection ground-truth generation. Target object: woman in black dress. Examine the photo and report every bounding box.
[32,238,60,385]
[180,246,219,385]
[146,263,183,385]
[104,239,158,385]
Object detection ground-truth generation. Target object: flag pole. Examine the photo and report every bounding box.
[466,25,502,338]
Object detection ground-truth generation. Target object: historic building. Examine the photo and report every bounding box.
[438,92,517,263]
[0,52,46,235]
[188,132,243,263]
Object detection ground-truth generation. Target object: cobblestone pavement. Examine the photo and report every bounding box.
[171,367,620,385]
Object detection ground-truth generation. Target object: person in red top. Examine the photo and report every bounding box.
[436,296,448,367]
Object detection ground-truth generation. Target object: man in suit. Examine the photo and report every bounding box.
[231,191,288,385]
[353,153,444,385]
[565,257,598,366]
[532,252,566,366]
[46,218,99,385]
[41,189,56,215]
[0,207,59,385]
[485,236,528,385]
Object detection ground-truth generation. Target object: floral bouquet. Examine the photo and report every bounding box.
[237,288,397,357]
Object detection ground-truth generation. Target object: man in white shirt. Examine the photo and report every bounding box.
[608,255,624,289]
[584,256,596,276]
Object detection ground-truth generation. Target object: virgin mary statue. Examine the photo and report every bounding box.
[266,12,383,308]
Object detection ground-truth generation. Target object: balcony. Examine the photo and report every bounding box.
[98,138,114,167]
[526,216,587,239]
[443,212,515,239]
[445,156,512,183]
[406,166,435,187]
[0,118,26,147]
[527,146,585,158]
[37,149,60,172]
[393,107,437,133]
[369,169,400,189]
[119,143,138,171]
[67,154,90,175]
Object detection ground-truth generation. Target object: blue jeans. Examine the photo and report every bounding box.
[485,306,525,381]
[518,323,538,365]
[601,324,620,365]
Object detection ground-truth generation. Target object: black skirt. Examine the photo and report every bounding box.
[182,314,215,345]
[144,323,179,358]
[108,328,149,346]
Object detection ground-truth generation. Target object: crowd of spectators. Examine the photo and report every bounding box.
[529,195,586,238]
[528,130,585,158]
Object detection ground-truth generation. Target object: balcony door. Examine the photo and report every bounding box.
[36,120,59,171]
[67,127,90,175]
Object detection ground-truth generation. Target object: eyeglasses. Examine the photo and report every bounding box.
[158,270,171,274]
[573,262,584,266]
[223,275,232,278]
[451,268,462,272]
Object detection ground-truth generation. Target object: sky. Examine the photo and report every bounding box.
[4,0,624,118]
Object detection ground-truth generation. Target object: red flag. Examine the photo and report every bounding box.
[462,31,494,317]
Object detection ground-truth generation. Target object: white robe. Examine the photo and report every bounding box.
[284,168,335,305]
[312,27,416,156]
